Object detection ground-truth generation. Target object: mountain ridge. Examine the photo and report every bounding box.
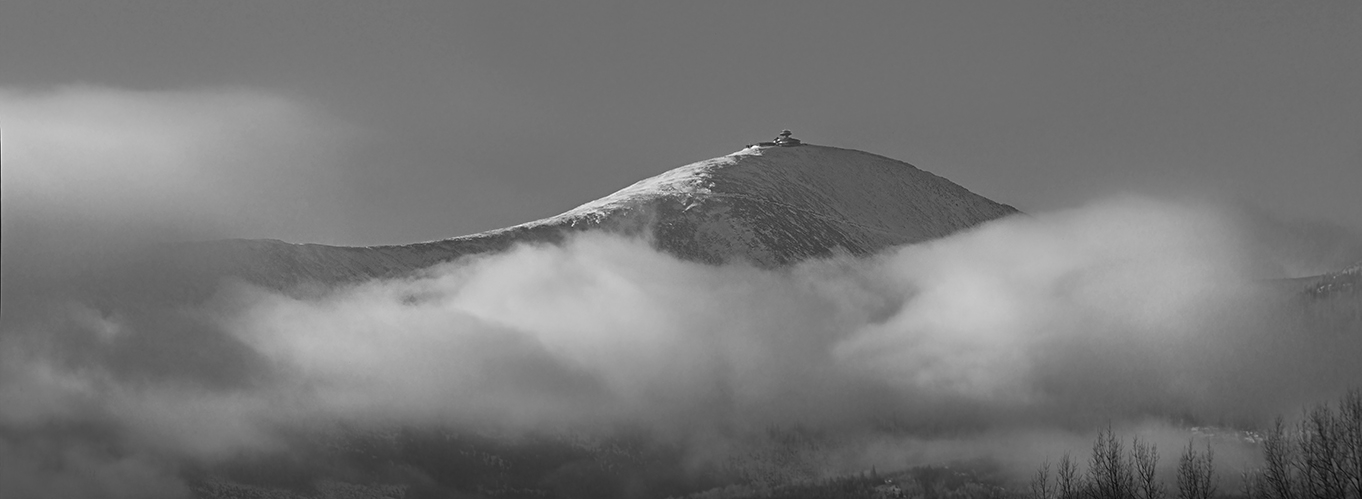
[127,143,1021,297]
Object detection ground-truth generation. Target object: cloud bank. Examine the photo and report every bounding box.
[4,198,1360,495]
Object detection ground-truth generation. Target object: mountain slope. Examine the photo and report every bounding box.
[148,143,1019,295]
[528,144,1019,265]
[1296,260,1362,329]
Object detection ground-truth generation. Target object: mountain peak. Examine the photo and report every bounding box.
[484,144,1019,265]
[145,144,1020,294]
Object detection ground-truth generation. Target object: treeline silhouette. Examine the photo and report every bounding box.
[1030,389,1360,499]
[1242,389,1361,499]
[679,390,1361,499]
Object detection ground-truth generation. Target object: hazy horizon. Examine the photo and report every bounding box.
[4,1,1361,248]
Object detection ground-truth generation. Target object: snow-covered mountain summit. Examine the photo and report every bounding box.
[160,143,1019,293]
[506,144,1019,264]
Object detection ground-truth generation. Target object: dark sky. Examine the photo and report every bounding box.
[3,1,1360,245]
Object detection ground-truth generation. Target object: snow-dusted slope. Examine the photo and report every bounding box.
[1304,261,1360,299]
[149,144,1018,295]
[1298,261,1362,327]
[519,144,1020,265]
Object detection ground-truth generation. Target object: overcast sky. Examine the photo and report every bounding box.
[3,1,1360,246]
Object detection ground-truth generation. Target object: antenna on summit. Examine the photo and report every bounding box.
[749,129,803,148]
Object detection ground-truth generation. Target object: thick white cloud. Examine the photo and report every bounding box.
[7,196,1357,495]
[205,197,1351,438]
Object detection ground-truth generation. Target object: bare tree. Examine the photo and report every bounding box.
[1341,389,1362,499]
[1032,460,1055,499]
[1058,451,1083,499]
[1299,404,1348,499]
[1264,416,1300,499]
[1090,427,1134,499]
[1250,391,1362,499]
[1133,437,1164,499]
[1242,467,1269,499]
[1176,439,1216,499]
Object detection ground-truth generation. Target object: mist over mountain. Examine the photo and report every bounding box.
[6,2,1361,494]
[3,137,1359,499]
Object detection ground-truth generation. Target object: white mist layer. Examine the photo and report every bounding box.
[3,86,1359,494]
[4,196,1358,497]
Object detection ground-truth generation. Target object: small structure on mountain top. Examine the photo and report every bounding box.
[749,129,804,148]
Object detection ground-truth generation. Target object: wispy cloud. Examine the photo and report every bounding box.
[0,85,352,256]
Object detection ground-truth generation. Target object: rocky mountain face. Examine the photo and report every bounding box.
[152,144,1020,295]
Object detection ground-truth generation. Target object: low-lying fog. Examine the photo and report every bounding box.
[3,86,1359,498]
